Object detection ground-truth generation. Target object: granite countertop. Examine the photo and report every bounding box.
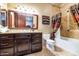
[0,30,42,34]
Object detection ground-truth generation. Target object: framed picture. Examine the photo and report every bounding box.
[0,9,7,26]
[42,15,50,25]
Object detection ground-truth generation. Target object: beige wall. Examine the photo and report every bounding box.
[0,3,7,10]
[60,3,79,39]
[7,3,60,33]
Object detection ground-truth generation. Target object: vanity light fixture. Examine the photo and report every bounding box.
[13,5,39,14]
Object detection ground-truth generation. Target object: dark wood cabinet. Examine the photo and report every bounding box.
[14,33,31,55]
[15,39,31,55]
[0,33,42,56]
[0,34,14,56]
[31,33,42,53]
[0,47,14,56]
[31,43,42,53]
[31,33,42,44]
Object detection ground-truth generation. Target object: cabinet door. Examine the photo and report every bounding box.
[31,33,42,53]
[0,34,14,56]
[31,33,42,44]
[15,38,31,55]
[31,43,42,53]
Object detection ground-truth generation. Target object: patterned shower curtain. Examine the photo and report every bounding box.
[70,4,79,27]
[50,13,61,40]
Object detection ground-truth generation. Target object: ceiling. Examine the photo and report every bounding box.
[51,3,65,8]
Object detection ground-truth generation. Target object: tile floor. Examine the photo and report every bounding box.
[26,46,55,56]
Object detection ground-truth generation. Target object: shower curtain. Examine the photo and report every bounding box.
[70,4,79,27]
[50,13,61,40]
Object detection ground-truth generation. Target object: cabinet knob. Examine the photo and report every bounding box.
[15,40,16,42]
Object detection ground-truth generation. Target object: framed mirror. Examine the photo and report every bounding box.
[32,15,38,29]
[8,10,18,29]
[25,14,38,29]
[0,9,7,27]
[7,10,38,29]
[25,15,33,28]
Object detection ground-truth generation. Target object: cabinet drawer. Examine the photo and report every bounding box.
[15,38,30,41]
[15,33,31,38]
[32,38,42,44]
[16,38,30,42]
[0,34,13,39]
[32,43,42,51]
[32,33,42,38]
[0,48,14,56]
[0,39,14,48]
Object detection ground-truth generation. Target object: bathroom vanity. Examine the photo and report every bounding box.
[0,9,42,56]
[0,32,42,56]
